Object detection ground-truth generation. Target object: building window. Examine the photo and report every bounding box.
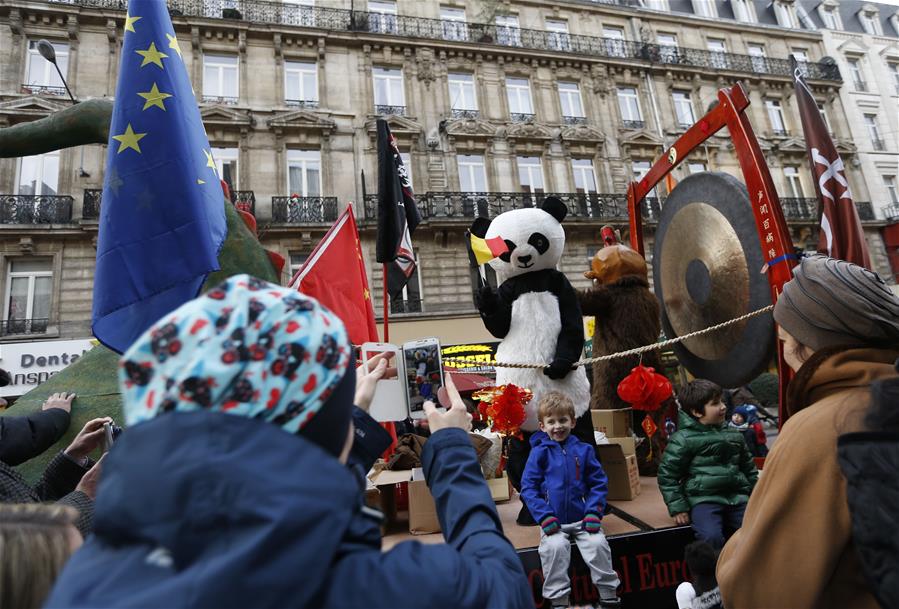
[765,99,786,135]
[211,147,239,189]
[286,150,321,197]
[821,7,839,29]
[642,0,669,10]
[657,33,678,63]
[791,49,809,77]
[633,160,659,201]
[284,61,318,106]
[732,0,754,23]
[203,54,238,101]
[390,250,422,314]
[817,102,833,134]
[617,87,643,127]
[4,258,52,335]
[864,114,884,150]
[603,26,626,58]
[774,1,798,28]
[693,0,716,18]
[281,0,315,27]
[457,155,487,191]
[448,72,477,114]
[784,166,804,197]
[16,152,59,196]
[688,162,707,174]
[517,156,545,196]
[707,38,728,69]
[572,159,598,194]
[496,14,521,47]
[506,77,533,118]
[672,91,695,128]
[373,67,405,112]
[399,151,413,190]
[889,62,899,95]
[288,251,310,278]
[440,7,467,41]
[545,19,571,52]
[558,82,584,120]
[25,40,69,91]
[884,175,899,204]
[847,58,866,91]
[748,44,768,73]
[860,11,882,36]
[368,0,397,34]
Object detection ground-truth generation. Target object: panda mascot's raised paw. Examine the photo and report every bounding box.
[473,196,590,432]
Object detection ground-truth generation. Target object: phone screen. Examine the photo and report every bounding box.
[403,342,443,414]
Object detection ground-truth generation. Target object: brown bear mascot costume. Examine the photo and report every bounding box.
[579,228,674,475]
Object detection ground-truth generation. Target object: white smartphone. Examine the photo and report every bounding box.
[360,342,407,423]
[402,337,445,420]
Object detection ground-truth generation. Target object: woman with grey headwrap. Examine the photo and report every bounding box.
[718,255,899,609]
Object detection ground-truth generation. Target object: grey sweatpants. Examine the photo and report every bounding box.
[539,521,620,604]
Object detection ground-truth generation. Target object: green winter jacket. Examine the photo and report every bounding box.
[658,409,758,516]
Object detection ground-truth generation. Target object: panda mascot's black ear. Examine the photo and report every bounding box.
[470,216,492,238]
[541,197,567,223]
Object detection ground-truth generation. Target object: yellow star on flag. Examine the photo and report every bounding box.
[137,82,172,111]
[124,13,142,32]
[136,42,168,69]
[166,33,183,58]
[203,149,218,174]
[197,179,206,185]
[112,123,147,154]
[363,288,370,301]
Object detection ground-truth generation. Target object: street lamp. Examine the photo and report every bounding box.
[37,39,76,103]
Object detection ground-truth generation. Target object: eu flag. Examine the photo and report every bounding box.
[92,0,227,353]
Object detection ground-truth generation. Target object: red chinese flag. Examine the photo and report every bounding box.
[793,65,872,269]
[290,205,378,346]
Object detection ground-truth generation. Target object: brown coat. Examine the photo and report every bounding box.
[718,347,899,609]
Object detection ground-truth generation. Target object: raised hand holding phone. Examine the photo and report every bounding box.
[423,374,472,433]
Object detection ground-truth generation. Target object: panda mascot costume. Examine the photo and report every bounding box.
[474,197,592,525]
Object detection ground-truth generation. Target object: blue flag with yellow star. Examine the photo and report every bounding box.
[92,0,227,353]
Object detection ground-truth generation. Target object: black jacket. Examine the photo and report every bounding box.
[0,407,70,466]
[838,431,899,609]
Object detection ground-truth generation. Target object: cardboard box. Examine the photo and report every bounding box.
[369,468,442,535]
[591,408,632,438]
[596,444,641,501]
[487,471,511,502]
[605,435,636,457]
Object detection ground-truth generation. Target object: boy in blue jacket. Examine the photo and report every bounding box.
[521,391,621,608]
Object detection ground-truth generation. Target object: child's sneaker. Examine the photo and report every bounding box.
[597,597,622,608]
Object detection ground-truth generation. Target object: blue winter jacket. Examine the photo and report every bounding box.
[520,431,608,525]
[44,411,533,609]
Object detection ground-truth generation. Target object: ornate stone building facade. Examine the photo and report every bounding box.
[0,0,895,361]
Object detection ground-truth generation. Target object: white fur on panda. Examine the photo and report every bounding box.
[483,206,590,431]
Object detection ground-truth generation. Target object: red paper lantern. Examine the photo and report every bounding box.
[617,364,673,411]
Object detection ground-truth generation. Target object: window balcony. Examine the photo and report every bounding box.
[780,198,876,222]
[49,0,842,81]
[885,204,899,221]
[272,195,339,224]
[285,99,320,110]
[510,112,535,123]
[0,318,49,337]
[0,195,73,224]
[770,128,790,137]
[84,188,256,218]
[390,298,422,314]
[202,95,239,105]
[563,115,587,125]
[854,79,868,92]
[451,108,480,119]
[374,104,406,116]
[20,84,68,97]
[872,137,886,152]
[234,190,256,216]
[622,119,645,129]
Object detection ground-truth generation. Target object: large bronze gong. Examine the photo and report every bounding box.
[652,172,775,388]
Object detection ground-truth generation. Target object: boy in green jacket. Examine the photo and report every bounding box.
[658,379,758,549]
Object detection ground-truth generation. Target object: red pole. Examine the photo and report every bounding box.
[382,263,389,343]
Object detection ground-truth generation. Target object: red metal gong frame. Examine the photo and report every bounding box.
[625,83,796,426]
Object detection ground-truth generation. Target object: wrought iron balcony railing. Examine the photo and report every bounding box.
[390,298,423,314]
[21,84,68,96]
[0,195,73,224]
[234,190,256,215]
[622,119,645,129]
[47,0,842,82]
[510,112,535,123]
[563,115,587,125]
[780,198,876,222]
[285,99,320,109]
[854,79,868,92]
[374,104,406,116]
[0,318,49,337]
[872,137,886,152]
[362,191,661,223]
[451,108,480,119]
[202,95,239,105]
[770,129,789,137]
[83,189,102,219]
[855,201,875,221]
[885,204,899,221]
[272,195,338,223]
